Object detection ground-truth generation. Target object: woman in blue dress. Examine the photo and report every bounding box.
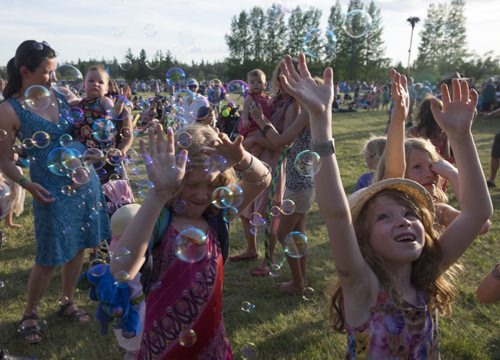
[0,40,111,344]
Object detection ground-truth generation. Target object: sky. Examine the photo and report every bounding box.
[1,0,498,72]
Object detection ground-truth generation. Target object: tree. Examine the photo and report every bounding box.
[363,0,389,80]
[286,7,322,59]
[264,4,287,63]
[249,6,266,61]
[326,0,345,71]
[444,0,468,68]
[225,10,252,63]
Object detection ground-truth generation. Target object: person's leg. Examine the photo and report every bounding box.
[229,216,258,261]
[6,210,21,228]
[488,157,499,186]
[59,249,90,322]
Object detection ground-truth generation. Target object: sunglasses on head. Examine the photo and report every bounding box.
[33,41,50,51]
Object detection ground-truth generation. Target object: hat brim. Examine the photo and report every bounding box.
[348,178,435,222]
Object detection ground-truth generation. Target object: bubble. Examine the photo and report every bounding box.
[166,67,187,86]
[211,186,232,209]
[61,184,76,196]
[32,131,51,148]
[59,134,73,147]
[71,166,91,185]
[269,263,281,277]
[225,80,248,103]
[270,205,281,217]
[284,231,308,259]
[114,270,131,283]
[173,88,194,105]
[241,301,256,313]
[111,26,124,37]
[22,138,35,149]
[294,150,321,177]
[48,147,82,176]
[112,247,131,263]
[280,199,296,215]
[89,263,108,277]
[241,342,258,359]
[179,329,197,347]
[83,148,105,170]
[227,183,244,207]
[302,287,315,301]
[204,154,227,173]
[343,9,373,39]
[23,85,51,110]
[120,126,132,140]
[52,64,83,96]
[0,183,12,199]
[303,28,338,60]
[176,131,192,148]
[0,280,6,297]
[249,212,266,228]
[145,51,161,70]
[205,85,223,106]
[126,148,140,163]
[119,58,133,72]
[175,226,208,263]
[222,206,239,223]
[92,118,116,143]
[144,23,158,37]
[106,148,124,166]
[177,31,196,47]
[0,129,8,141]
[96,168,108,181]
[210,79,223,87]
[173,199,187,214]
[57,118,70,130]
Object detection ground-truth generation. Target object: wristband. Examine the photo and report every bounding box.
[17,176,30,188]
[311,139,335,157]
[492,262,500,281]
[234,155,254,174]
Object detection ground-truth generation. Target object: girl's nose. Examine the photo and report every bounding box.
[398,216,412,227]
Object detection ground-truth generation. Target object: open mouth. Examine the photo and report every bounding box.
[395,233,416,242]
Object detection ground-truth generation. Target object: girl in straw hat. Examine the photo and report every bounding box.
[279,53,492,359]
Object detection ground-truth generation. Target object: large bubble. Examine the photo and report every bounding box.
[284,231,308,258]
[47,147,82,176]
[303,28,338,60]
[343,9,373,38]
[23,85,51,111]
[294,150,321,177]
[175,226,208,263]
[166,67,187,87]
[32,131,51,149]
[92,118,116,143]
[225,80,248,103]
[52,64,83,97]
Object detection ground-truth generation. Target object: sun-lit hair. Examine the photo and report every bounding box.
[328,189,455,332]
[165,124,237,210]
[247,69,266,83]
[269,58,299,105]
[85,64,109,84]
[374,137,448,203]
[361,135,387,168]
[413,95,444,140]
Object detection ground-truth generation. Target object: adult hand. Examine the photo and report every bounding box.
[204,132,246,169]
[139,124,188,198]
[24,182,55,204]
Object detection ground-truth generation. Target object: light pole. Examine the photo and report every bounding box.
[406,16,420,76]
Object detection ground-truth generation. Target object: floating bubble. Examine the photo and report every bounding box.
[59,134,73,147]
[57,118,70,131]
[179,329,197,347]
[177,31,196,47]
[111,26,124,37]
[119,58,133,72]
[144,23,158,37]
[175,226,208,263]
[0,183,12,199]
[173,199,187,214]
[303,28,338,60]
[343,9,372,39]
[106,148,124,166]
[120,126,132,140]
[126,148,140,163]
[52,64,83,97]
[249,212,266,228]
[166,67,186,86]
[22,138,35,150]
[209,79,223,87]
[175,152,190,170]
[211,186,232,209]
[204,154,227,173]
[205,85,223,106]
[222,206,239,223]
[176,131,192,148]
[83,148,105,170]
[112,247,131,264]
[294,150,321,177]
[284,231,308,259]
[241,342,258,359]
[92,118,116,143]
[302,287,315,301]
[32,131,51,148]
[23,85,51,111]
[226,183,244,207]
[145,51,161,70]
[96,168,108,181]
[280,199,296,215]
[225,80,248,103]
[61,184,76,196]
[173,88,194,104]
[269,263,281,277]
[114,270,131,283]
[241,301,256,313]
[270,205,281,217]
[71,166,90,185]
[47,147,82,176]
[0,129,8,141]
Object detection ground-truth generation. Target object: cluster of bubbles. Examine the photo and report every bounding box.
[241,301,256,313]
[211,183,244,223]
[270,198,297,217]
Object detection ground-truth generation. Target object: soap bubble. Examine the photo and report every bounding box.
[222,206,239,223]
[32,131,51,148]
[241,301,256,313]
[303,28,339,60]
[175,226,208,263]
[225,80,248,103]
[0,183,12,199]
[59,134,73,147]
[249,212,266,228]
[270,205,281,217]
[211,186,232,209]
[145,50,161,70]
[119,58,133,72]
[302,287,315,301]
[83,148,105,170]
[57,118,70,131]
[106,148,124,166]
[0,280,6,298]
[241,342,258,359]
[173,88,194,104]
[61,184,77,196]
[111,26,124,37]
[166,67,186,86]
[205,85,223,106]
[204,154,227,173]
[120,126,132,140]
[52,64,83,97]
[112,247,131,264]
[280,199,296,215]
[88,263,108,278]
[284,231,308,258]
[92,118,116,143]
[114,270,131,283]
[177,31,196,47]
[269,263,282,277]
[176,131,192,148]
[22,138,35,150]
[343,9,372,38]
[294,150,321,177]
[144,24,158,37]
[179,329,197,347]
[23,85,51,111]
[0,129,8,141]
[71,166,91,185]
[226,183,244,207]
[173,199,187,214]
[47,147,82,176]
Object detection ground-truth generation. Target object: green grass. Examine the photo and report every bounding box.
[0,110,499,359]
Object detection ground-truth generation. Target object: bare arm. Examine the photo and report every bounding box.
[432,81,493,270]
[476,263,500,304]
[241,96,252,128]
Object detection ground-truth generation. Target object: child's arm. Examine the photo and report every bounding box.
[476,262,500,304]
[240,95,252,129]
[383,70,409,179]
[432,81,493,270]
[110,126,188,279]
[280,54,378,321]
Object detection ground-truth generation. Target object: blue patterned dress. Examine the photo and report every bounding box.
[8,95,111,266]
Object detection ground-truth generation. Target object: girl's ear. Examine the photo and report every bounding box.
[19,66,31,79]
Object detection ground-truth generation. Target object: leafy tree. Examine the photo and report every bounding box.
[286,7,322,58]
[249,6,266,61]
[444,0,468,68]
[225,10,252,63]
[326,0,344,69]
[264,4,287,63]
[363,0,389,80]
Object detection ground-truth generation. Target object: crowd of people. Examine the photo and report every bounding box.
[0,39,498,359]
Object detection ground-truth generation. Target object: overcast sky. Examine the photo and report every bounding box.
[1,0,498,73]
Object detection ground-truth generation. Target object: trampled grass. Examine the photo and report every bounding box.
[0,110,498,359]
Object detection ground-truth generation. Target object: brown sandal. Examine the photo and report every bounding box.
[18,313,42,344]
[57,301,91,323]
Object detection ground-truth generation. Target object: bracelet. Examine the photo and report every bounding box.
[234,155,254,174]
[492,262,500,281]
[241,161,271,186]
[261,124,273,136]
[17,176,30,188]
[311,139,335,157]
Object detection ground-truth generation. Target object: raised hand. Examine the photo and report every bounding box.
[390,69,409,123]
[279,53,333,117]
[431,79,478,137]
[203,132,245,169]
[139,124,188,198]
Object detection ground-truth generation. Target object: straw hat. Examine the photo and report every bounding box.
[348,178,435,222]
[110,203,142,236]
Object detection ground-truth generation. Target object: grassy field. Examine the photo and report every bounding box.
[0,110,499,359]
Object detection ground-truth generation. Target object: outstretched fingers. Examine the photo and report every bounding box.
[297,53,312,79]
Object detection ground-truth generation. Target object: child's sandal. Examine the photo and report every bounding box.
[18,313,42,344]
[57,300,91,323]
